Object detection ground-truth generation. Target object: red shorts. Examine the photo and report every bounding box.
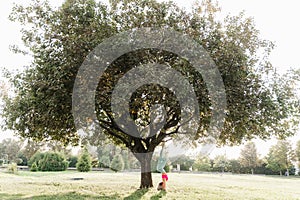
[162,174,168,181]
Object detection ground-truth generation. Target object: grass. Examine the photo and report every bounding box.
[0,170,300,199]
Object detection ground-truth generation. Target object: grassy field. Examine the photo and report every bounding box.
[0,170,300,200]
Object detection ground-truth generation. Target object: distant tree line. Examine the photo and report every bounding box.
[0,138,299,176]
[174,140,298,176]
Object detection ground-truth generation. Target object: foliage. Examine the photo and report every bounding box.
[7,163,18,174]
[4,0,300,187]
[30,162,38,172]
[99,155,110,168]
[193,156,211,172]
[91,158,99,168]
[266,140,295,176]
[21,140,45,161]
[110,154,125,172]
[170,155,195,171]
[28,152,45,168]
[228,159,241,173]
[16,151,28,166]
[295,140,300,168]
[77,148,92,172]
[239,141,259,174]
[213,154,230,173]
[0,139,22,163]
[28,151,68,171]
[164,163,170,173]
[67,156,78,168]
[38,152,68,171]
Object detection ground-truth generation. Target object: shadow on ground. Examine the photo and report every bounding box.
[0,192,120,200]
[150,190,167,200]
[1,189,166,200]
[123,188,149,200]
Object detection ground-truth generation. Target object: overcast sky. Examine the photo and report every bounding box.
[0,0,300,158]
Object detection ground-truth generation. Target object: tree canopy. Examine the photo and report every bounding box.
[239,141,258,174]
[266,140,295,176]
[2,0,300,187]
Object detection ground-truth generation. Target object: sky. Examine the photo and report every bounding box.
[0,0,300,159]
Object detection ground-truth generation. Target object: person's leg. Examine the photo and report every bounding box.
[156,158,167,173]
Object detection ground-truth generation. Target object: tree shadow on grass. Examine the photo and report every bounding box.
[150,190,167,200]
[123,188,149,200]
[1,193,24,200]
[0,192,121,200]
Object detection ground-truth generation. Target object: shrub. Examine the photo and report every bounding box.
[110,154,124,172]
[99,156,110,168]
[17,151,28,166]
[0,159,4,166]
[28,152,45,168]
[165,164,170,173]
[67,156,78,168]
[38,152,68,171]
[76,148,92,172]
[7,163,18,174]
[30,162,38,172]
[28,152,68,171]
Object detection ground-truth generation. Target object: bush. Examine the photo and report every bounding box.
[165,164,170,173]
[7,163,18,174]
[76,148,92,172]
[110,154,124,172]
[17,151,28,166]
[0,159,4,166]
[30,162,38,172]
[28,152,68,171]
[28,152,44,168]
[38,152,68,171]
[99,156,110,168]
[68,156,78,168]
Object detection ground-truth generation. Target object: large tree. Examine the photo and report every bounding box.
[2,0,300,187]
[239,141,259,174]
[0,138,22,163]
[266,140,295,176]
[213,154,230,173]
[294,140,300,169]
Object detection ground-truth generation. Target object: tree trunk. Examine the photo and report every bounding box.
[279,170,282,176]
[286,169,289,176]
[135,152,154,188]
[251,168,254,175]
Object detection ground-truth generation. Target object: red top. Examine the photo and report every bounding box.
[162,174,168,181]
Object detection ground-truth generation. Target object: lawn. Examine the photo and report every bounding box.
[0,170,299,200]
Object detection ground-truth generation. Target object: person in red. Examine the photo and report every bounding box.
[156,143,168,191]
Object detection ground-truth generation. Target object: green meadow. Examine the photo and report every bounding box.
[0,170,299,200]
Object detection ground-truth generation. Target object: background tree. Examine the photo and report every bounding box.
[67,155,78,168]
[21,140,45,161]
[213,154,230,173]
[3,0,300,187]
[295,140,300,170]
[170,155,195,171]
[0,138,22,163]
[110,154,125,172]
[99,155,110,168]
[192,155,211,172]
[239,141,259,174]
[77,147,92,172]
[228,159,242,174]
[266,140,295,176]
